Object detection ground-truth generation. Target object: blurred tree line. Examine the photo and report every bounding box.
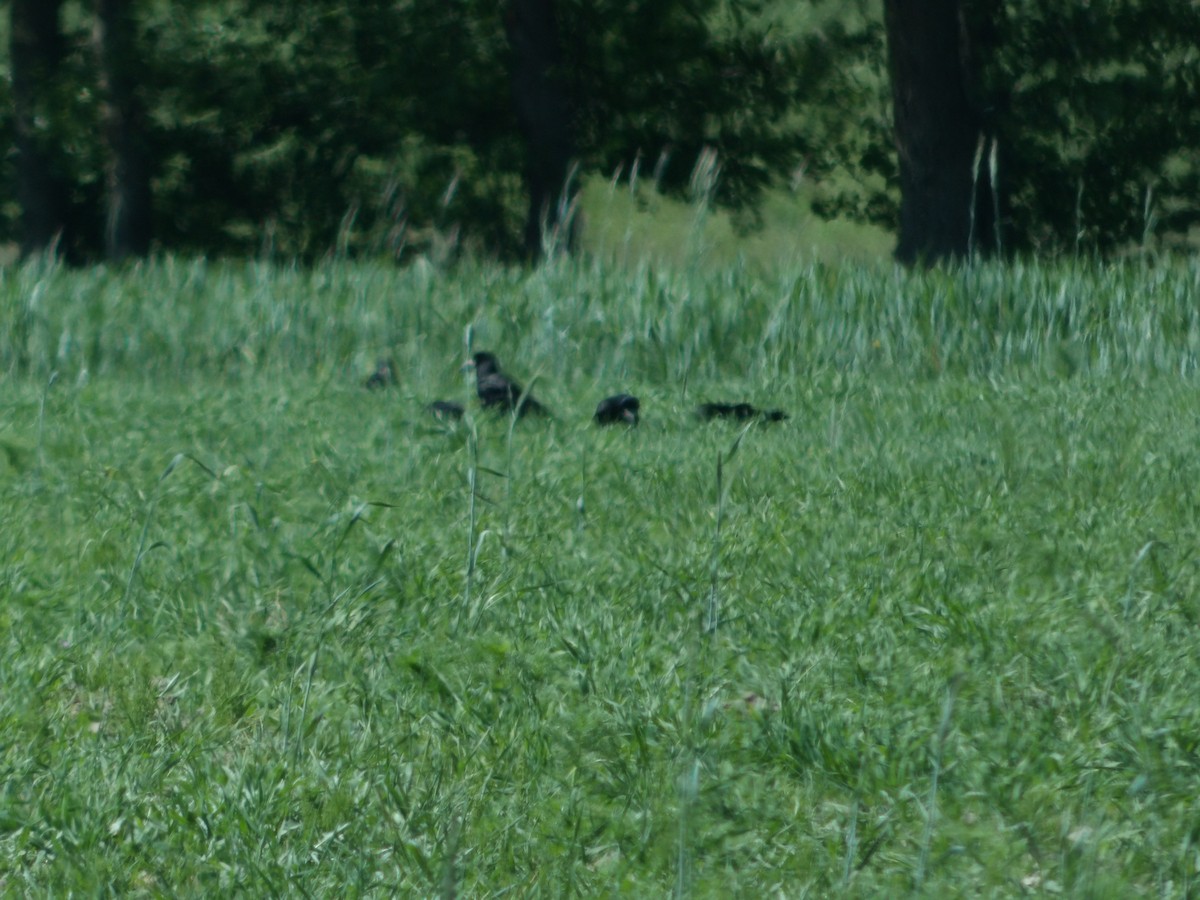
[880,0,1200,263]
[3,0,1199,265]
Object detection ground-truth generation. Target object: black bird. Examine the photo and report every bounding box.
[696,402,754,421]
[594,394,640,426]
[427,400,465,422]
[467,351,551,417]
[696,402,788,423]
[364,358,396,390]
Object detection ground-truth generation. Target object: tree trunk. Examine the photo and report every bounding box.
[10,0,71,259]
[506,0,578,260]
[94,0,152,259]
[884,0,995,265]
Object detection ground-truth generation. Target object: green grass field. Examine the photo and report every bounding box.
[3,256,1200,895]
[579,176,895,270]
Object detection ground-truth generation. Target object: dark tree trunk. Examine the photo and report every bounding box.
[10,0,72,259]
[506,0,578,260]
[884,0,996,265]
[94,0,153,259]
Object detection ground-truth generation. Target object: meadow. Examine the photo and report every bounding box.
[2,254,1200,896]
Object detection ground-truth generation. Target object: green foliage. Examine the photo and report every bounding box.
[4,0,1198,259]
[1,0,858,261]
[140,0,524,259]
[776,3,898,230]
[1,0,109,258]
[3,257,1200,892]
[979,0,1200,253]
[562,0,820,211]
[841,0,1200,254]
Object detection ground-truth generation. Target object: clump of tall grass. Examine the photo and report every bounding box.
[2,255,1200,386]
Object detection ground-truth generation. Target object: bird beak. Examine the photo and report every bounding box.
[460,359,476,372]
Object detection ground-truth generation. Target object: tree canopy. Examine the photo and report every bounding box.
[2,0,1198,262]
[864,0,1200,259]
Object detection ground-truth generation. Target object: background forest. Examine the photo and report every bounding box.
[4,0,1199,266]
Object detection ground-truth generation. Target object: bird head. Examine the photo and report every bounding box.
[622,395,640,424]
[465,351,501,376]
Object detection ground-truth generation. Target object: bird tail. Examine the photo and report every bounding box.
[518,396,552,418]
[514,371,552,419]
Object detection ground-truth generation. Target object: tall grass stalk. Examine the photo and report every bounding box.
[677,424,752,898]
[35,371,57,475]
[440,813,463,900]
[989,137,1002,256]
[1141,183,1157,257]
[463,323,479,622]
[675,758,700,900]
[843,703,872,887]
[707,423,751,635]
[464,423,480,622]
[503,370,545,549]
[120,453,215,617]
[1075,178,1086,257]
[540,162,583,259]
[916,676,963,889]
[686,148,720,269]
[969,133,987,260]
[843,797,861,888]
[290,503,377,762]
